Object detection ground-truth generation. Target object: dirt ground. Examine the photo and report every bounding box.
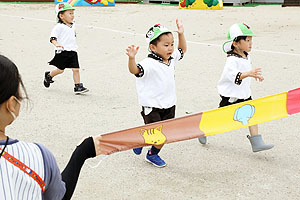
[0,2,300,200]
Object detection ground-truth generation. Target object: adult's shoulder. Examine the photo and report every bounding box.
[34,143,57,163]
[35,143,66,198]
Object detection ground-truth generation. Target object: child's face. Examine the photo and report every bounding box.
[234,36,253,53]
[59,10,74,25]
[150,33,174,61]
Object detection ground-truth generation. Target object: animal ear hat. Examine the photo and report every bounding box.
[55,3,75,22]
[222,23,256,53]
[146,24,172,52]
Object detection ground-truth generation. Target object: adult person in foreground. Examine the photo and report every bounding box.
[0,54,101,199]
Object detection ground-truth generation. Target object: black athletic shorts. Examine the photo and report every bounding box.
[219,95,252,108]
[49,51,80,70]
[141,105,176,124]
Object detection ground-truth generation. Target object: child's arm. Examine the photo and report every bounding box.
[126,45,140,74]
[176,19,187,53]
[50,39,64,49]
[240,68,264,82]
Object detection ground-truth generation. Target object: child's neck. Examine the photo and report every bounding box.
[233,49,247,58]
[62,21,72,27]
[163,59,170,64]
[152,52,170,64]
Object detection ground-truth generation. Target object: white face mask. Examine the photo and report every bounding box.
[6,97,21,121]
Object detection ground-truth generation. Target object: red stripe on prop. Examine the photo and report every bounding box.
[287,88,300,115]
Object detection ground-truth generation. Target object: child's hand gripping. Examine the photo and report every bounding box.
[126,45,139,59]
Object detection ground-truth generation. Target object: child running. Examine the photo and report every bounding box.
[43,3,88,94]
[198,23,274,153]
[125,19,187,167]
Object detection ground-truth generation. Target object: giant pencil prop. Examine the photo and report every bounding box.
[100,88,300,155]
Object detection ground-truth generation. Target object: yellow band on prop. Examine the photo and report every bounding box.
[200,92,288,136]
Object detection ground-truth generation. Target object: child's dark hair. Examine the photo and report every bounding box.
[0,55,28,104]
[57,11,66,24]
[230,36,247,51]
[150,32,172,46]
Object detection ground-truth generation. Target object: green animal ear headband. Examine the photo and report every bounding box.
[146,24,172,52]
[55,3,75,22]
[222,23,256,53]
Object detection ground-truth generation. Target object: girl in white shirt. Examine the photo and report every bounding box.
[199,23,274,153]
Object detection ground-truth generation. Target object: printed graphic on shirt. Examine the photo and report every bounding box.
[140,125,166,145]
[233,104,255,125]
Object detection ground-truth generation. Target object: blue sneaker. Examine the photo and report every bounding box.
[133,147,143,155]
[145,151,166,167]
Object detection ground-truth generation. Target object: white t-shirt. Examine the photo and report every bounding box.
[217,53,252,99]
[136,49,183,109]
[50,23,78,51]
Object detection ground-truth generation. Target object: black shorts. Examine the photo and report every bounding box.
[49,51,80,70]
[141,105,176,124]
[219,95,252,108]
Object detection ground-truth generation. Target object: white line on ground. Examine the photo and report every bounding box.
[1,14,299,57]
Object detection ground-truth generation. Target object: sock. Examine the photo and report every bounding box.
[149,146,160,155]
[47,74,53,79]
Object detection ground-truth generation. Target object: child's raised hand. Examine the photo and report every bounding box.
[126,45,139,59]
[176,19,184,35]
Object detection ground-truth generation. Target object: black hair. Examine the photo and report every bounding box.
[0,55,28,105]
[150,32,173,46]
[57,11,66,24]
[230,36,248,52]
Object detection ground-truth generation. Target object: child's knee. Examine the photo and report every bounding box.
[72,68,79,73]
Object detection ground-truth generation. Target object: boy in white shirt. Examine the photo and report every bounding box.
[199,23,274,153]
[126,19,187,167]
[43,3,88,94]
